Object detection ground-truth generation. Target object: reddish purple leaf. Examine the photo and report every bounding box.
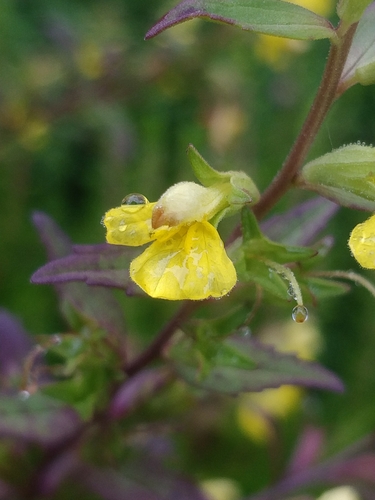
[109,368,171,420]
[31,243,135,291]
[145,0,335,41]
[80,461,209,500]
[261,197,338,247]
[31,212,128,336]
[0,310,33,383]
[170,334,344,394]
[0,393,82,446]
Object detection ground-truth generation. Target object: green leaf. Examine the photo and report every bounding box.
[232,209,317,301]
[146,0,336,41]
[169,334,344,393]
[298,144,375,211]
[339,3,375,91]
[241,208,316,264]
[239,258,289,300]
[303,276,350,301]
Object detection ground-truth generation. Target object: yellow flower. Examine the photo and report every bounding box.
[103,182,237,300]
[348,214,375,268]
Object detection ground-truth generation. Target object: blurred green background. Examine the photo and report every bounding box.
[1,0,375,496]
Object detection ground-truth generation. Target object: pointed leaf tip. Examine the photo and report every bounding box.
[146,0,336,41]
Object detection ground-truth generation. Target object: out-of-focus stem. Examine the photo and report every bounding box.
[253,22,358,220]
[125,300,198,376]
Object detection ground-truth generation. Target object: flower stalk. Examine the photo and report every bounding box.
[253,22,358,220]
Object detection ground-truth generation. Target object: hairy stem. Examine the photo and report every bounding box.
[253,23,358,220]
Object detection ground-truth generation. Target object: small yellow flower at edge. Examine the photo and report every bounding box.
[103,182,237,300]
[348,214,375,268]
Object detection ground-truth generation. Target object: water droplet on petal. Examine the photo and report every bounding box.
[118,220,127,232]
[19,390,31,401]
[122,193,149,205]
[287,285,296,299]
[292,305,308,323]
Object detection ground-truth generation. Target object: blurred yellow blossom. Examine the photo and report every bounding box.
[318,486,361,500]
[201,478,241,500]
[348,214,375,268]
[75,42,104,79]
[237,318,322,442]
[255,0,335,69]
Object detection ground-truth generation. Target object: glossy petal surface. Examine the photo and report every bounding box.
[349,214,375,268]
[104,202,156,246]
[130,221,237,300]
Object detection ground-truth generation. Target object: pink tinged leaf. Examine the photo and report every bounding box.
[80,463,209,500]
[31,243,135,291]
[286,426,326,475]
[36,450,81,497]
[170,334,344,394]
[109,368,172,420]
[261,197,338,246]
[329,453,375,484]
[0,310,33,381]
[0,394,82,446]
[145,0,336,41]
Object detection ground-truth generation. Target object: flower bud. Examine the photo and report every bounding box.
[187,144,260,208]
[337,0,372,25]
[339,3,375,92]
[298,145,375,211]
[151,182,228,228]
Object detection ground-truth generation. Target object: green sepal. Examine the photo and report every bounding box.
[298,144,375,211]
[187,144,260,221]
[241,208,316,264]
[337,0,372,25]
[230,208,317,301]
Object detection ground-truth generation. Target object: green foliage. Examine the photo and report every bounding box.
[2,0,375,499]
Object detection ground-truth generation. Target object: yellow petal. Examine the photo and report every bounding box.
[103,202,156,246]
[348,214,375,268]
[130,221,237,300]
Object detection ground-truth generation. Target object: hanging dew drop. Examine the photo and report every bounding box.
[237,325,251,337]
[52,334,62,345]
[292,305,308,323]
[122,193,149,205]
[18,390,31,401]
